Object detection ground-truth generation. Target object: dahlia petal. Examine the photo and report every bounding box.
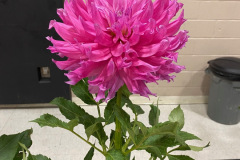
[94,24,114,46]
[152,25,167,43]
[113,0,127,12]
[72,0,87,12]
[49,20,80,43]
[64,0,77,19]
[65,72,82,85]
[89,48,111,62]
[164,52,179,62]
[47,37,86,59]
[57,9,72,25]
[79,17,96,36]
[136,43,163,57]
[129,33,140,46]
[168,30,189,51]
[139,0,153,23]
[153,0,169,20]
[89,59,116,87]
[111,43,124,57]
[168,0,183,20]
[52,59,81,70]
[155,10,170,26]
[95,89,105,102]
[132,59,159,72]
[131,0,148,17]
[88,85,99,94]
[106,75,124,101]
[138,81,156,97]
[166,10,186,36]
[49,0,188,101]
[91,3,109,31]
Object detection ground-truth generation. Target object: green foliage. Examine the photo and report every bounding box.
[123,96,144,116]
[168,105,184,130]
[168,155,194,160]
[0,129,50,160]
[104,97,117,125]
[50,97,107,145]
[19,143,51,160]
[106,149,128,160]
[0,129,32,160]
[84,147,95,160]
[31,114,78,131]
[85,118,105,139]
[189,142,210,152]
[178,131,201,141]
[121,84,132,98]
[71,79,98,105]
[149,104,160,126]
[114,105,135,143]
[28,82,208,160]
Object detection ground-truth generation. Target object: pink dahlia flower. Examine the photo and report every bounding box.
[48,0,188,101]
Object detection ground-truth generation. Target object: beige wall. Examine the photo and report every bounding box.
[149,0,240,96]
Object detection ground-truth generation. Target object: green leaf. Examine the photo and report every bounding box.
[148,122,178,136]
[22,147,27,160]
[135,121,148,136]
[109,130,115,149]
[121,84,132,98]
[50,97,108,144]
[71,80,97,105]
[106,149,128,160]
[169,131,201,150]
[189,142,210,152]
[114,106,135,143]
[67,119,79,131]
[51,97,90,121]
[19,143,51,160]
[85,118,105,139]
[168,105,184,130]
[13,153,23,160]
[139,135,170,157]
[31,114,76,131]
[123,96,144,116]
[29,155,51,160]
[168,155,194,160]
[132,157,135,160]
[104,98,117,125]
[169,145,191,152]
[84,147,94,160]
[178,131,201,141]
[149,104,160,126]
[0,129,32,160]
[136,122,179,158]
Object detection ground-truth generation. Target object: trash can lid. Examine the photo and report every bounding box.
[208,57,240,81]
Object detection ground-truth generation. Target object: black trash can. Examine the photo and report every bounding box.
[206,57,240,125]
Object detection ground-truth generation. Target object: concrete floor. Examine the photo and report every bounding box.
[0,104,240,160]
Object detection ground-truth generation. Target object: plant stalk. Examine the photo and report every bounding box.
[97,102,101,117]
[115,88,122,150]
[71,130,105,155]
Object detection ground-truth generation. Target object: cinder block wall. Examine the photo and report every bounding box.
[148,0,240,96]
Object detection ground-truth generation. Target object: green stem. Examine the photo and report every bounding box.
[125,136,146,155]
[122,138,131,153]
[71,130,105,155]
[97,102,101,117]
[122,115,137,153]
[115,88,122,150]
[162,155,167,160]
